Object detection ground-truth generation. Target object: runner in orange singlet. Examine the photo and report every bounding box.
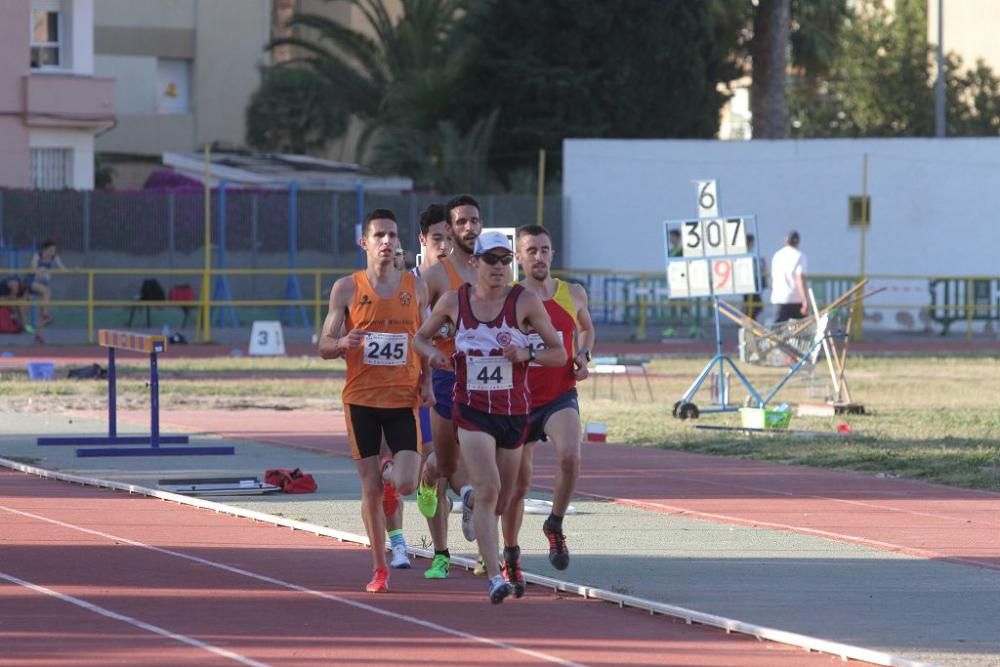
[419,195,483,550]
[319,209,432,594]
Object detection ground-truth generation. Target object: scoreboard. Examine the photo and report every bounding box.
[665,215,759,298]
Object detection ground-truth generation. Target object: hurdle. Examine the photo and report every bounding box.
[36,329,234,457]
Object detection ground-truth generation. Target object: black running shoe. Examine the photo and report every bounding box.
[542,522,570,570]
[503,553,526,598]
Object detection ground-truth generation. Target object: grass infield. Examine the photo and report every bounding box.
[1,355,997,490]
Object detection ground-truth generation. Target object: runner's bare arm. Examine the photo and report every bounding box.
[413,290,458,370]
[414,278,435,406]
[507,290,566,367]
[318,277,360,359]
[421,260,448,307]
[570,283,596,379]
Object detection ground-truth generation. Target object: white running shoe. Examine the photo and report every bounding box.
[390,543,411,569]
[460,485,476,542]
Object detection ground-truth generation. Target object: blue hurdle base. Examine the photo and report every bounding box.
[76,446,235,457]
[37,435,191,446]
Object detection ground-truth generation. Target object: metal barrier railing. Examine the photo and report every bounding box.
[1,269,997,343]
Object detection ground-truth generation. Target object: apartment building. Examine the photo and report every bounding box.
[91,0,272,185]
[929,0,1000,74]
[0,0,115,189]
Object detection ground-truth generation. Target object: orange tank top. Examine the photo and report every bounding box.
[434,257,467,359]
[342,271,421,408]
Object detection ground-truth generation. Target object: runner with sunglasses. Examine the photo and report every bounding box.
[414,230,566,604]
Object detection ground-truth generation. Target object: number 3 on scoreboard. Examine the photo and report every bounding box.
[682,220,703,257]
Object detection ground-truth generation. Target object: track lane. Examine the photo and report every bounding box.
[1,468,843,667]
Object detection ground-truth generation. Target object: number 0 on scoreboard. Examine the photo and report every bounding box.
[665,216,758,299]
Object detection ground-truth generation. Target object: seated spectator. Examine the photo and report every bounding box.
[25,239,67,325]
[0,275,34,335]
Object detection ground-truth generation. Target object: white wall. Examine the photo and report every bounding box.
[30,127,95,188]
[67,0,94,74]
[563,138,1000,276]
[95,54,156,113]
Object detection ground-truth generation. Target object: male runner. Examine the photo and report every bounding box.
[414,230,566,604]
[380,204,453,570]
[418,195,483,558]
[408,204,457,578]
[319,209,432,593]
[500,225,595,595]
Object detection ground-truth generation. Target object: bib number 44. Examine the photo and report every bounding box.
[466,356,513,390]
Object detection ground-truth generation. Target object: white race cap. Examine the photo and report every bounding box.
[473,230,512,256]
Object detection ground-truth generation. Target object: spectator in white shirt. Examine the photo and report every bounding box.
[769,230,808,323]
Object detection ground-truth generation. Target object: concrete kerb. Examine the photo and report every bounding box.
[0,455,935,667]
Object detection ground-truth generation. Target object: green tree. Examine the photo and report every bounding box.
[450,0,742,187]
[368,110,499,192]
[246,67,349,153]
[265,0,467,169]
[948,59,1000,135]
[788,0,1000,138]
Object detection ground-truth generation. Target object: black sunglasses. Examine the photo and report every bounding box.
[478,253,514,266]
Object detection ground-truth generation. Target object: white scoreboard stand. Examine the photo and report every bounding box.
[665,216,760,300]
[664,214,764,420]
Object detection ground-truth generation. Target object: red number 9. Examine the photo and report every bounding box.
[713,261,732,289]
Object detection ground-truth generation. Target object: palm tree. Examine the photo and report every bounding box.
[268,0,467,166]
[750,0,791,138]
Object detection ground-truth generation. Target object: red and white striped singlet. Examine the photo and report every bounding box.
[452,284,531,415]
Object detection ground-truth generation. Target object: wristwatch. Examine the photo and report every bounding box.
[576,348,591,362]
[528,346,537,363]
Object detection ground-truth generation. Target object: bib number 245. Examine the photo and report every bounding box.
[363,332,408,366]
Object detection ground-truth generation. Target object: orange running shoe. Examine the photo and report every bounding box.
[365,566,389,593]
[380,456,399,516]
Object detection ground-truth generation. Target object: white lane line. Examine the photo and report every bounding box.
[0,504,584,667]
[0,570,268,667]
[632,466,998,526]
[0,460,931,667]
[578,490,1000,571]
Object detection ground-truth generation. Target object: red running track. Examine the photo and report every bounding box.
[0,469,841,667]
[103,408,1000,572]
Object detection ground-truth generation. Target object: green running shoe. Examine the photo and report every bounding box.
[423,554,450,579]
[416,483,438,519]
[473,556,487,576]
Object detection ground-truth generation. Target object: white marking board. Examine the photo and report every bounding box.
[249,320,286,356]
[696,180,719,218]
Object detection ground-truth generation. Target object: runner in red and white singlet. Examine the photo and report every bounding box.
[414,230,565,605]
[452,282,532,416]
